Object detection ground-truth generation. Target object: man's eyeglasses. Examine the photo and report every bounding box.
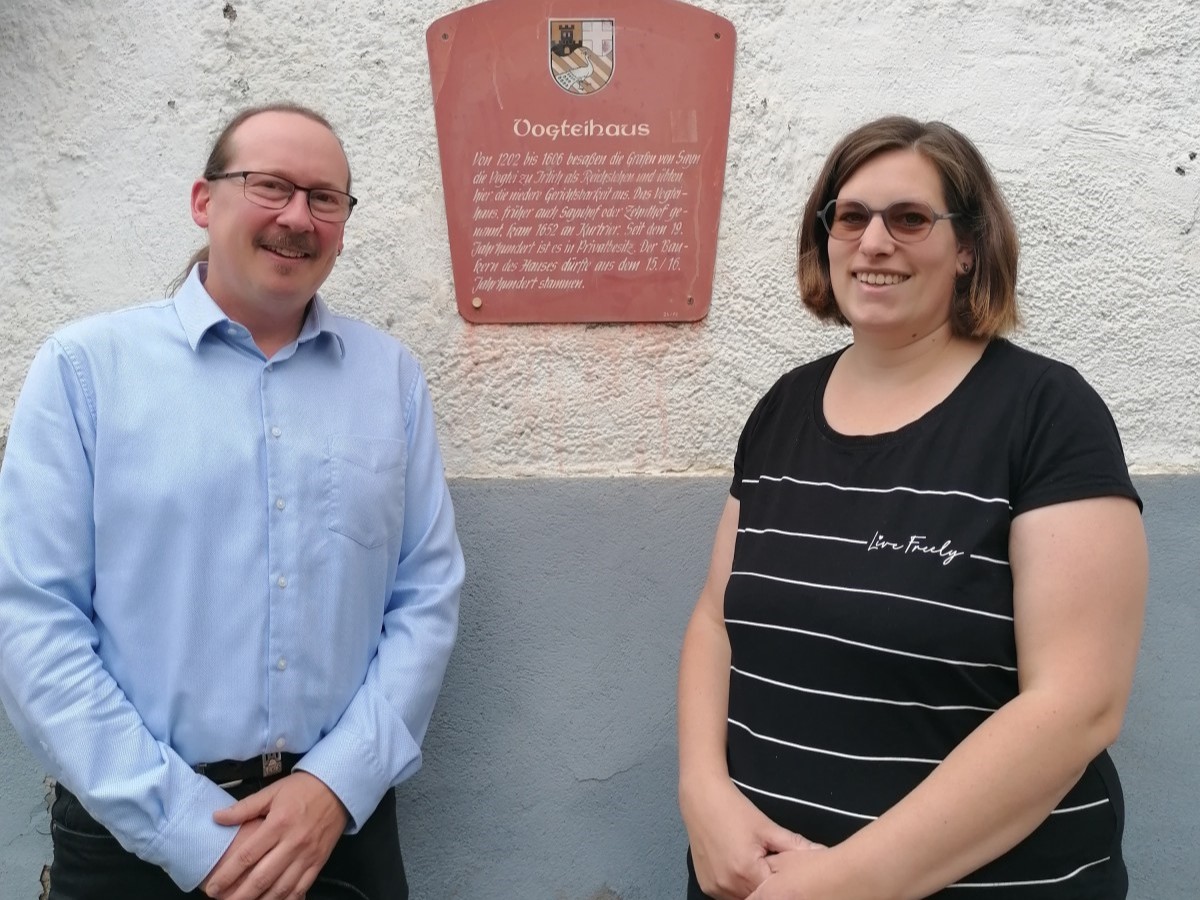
[818,199,958,244]
[208,171,358,223]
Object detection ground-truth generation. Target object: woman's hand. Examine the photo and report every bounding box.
[749,845,867,900]
[683,776,822,900]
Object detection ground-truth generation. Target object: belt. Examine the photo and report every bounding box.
[194,752,303,789]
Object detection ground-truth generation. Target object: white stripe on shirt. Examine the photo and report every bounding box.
[946,857,1111,888]
[741,475,1011,507]
[725,618,1019,672]
[729,717,940,765]
[730,570,1015,622]
[731,665,997,713]
[731,777,877,822]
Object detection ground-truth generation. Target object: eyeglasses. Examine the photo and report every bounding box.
[818,199,958,244]
[208,171,358,223]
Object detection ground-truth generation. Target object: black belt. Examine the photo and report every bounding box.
[194,752,303,789]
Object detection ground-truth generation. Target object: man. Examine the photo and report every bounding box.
[0,104,463,899]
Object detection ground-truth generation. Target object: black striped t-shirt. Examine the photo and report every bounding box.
[724,339,1140,898]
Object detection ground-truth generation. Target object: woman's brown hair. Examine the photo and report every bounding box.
[797,116,1020,339]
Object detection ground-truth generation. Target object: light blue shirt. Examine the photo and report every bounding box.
[0,265,463,890]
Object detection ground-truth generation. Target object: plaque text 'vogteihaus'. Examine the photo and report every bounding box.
[428,0,735,323]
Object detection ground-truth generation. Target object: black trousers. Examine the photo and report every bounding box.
[48,782,408,900]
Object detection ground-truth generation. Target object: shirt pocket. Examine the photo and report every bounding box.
[327,434,407,549]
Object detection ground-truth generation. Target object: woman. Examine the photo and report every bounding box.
[677,116,1147,900]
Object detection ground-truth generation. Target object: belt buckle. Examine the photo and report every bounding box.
[262,752,283,778]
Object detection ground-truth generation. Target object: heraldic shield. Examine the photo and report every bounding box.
[548,19,614,95]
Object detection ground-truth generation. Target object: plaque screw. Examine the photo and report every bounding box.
[471,297,483,309]
[687,296,695,306]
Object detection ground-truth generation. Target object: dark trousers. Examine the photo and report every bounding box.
[48,782,408,900]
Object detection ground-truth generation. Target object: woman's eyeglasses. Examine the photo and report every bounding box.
[818,199,957,244]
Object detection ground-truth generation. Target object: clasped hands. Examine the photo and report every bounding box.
[201,771,349,900]
[684,778,828,900]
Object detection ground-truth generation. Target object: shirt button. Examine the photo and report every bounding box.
[266,364,274,372]
[276,737,286,750]
[277,576,288,588]
[277,658,287,671]
[271,426,282,438]
[275,498,286,510]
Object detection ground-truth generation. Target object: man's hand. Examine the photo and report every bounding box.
[200,817,266,898]
[200,771,349,900]
[683,778,822,900]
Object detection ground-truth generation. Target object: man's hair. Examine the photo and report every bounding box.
[169,103,349,295]
[797,116,1020,339]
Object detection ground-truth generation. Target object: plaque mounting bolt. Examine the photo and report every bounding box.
[471,296,483,309]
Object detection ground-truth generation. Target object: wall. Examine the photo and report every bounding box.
[1,476,1197,897]
[1,0,1197,897]
[1,0,1197,474]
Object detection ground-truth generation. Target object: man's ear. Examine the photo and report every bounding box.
[190,179,212,229]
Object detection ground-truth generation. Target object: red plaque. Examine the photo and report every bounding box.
[427,0,736,323]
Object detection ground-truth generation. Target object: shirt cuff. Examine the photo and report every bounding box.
[295,728,420,833]
[140,776,240,891]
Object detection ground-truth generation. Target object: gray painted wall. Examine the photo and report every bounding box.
[1,476,1196,898]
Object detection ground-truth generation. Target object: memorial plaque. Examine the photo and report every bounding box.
[427,0,736,323]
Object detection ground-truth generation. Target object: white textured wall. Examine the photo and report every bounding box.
[1,0,1196,476]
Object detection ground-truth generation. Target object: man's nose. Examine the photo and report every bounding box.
[275,189,316,229]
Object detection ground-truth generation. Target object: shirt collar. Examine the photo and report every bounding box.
[173,263,346,358]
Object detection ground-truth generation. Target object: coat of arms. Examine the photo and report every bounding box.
[549,19,615,95]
